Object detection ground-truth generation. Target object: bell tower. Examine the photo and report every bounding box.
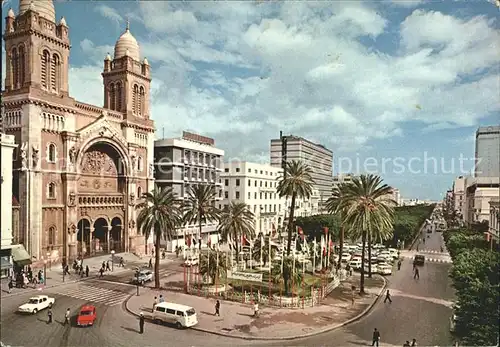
[3,0,70,96]
[102,22,151,119]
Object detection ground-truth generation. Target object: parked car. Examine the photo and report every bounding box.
[349,257,362,270]
[388,248,399,259]
[132,269,153,285]
[341,253,352,263]
[413,254,425,266]
[18,295,55,314]
[364,263,378,274]
[76,305,97,327]
[377,263,393,275]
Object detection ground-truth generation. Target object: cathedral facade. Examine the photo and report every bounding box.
[2,0,155,263]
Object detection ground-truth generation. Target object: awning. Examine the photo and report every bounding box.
[11,245,32,266]
[0,257,12,270]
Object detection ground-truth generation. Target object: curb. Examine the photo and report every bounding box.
[124,275,388,341]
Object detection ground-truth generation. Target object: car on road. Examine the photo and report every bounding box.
[132,269,153,285]
[349,257,362,270]
[377,263,393,275]
[413,254,425,266]
[18,295,55,314]
[76,305,97,327]
[388,248,399,259]
[377,252,392,263]
[184,255,199,267]
[153,302,198,328]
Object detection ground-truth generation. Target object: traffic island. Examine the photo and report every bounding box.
[125,274,387,340]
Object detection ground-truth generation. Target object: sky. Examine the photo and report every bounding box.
[2,0,499,200]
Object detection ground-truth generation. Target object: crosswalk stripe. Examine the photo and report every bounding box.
[53,284,132,306]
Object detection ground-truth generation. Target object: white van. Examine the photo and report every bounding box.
[152,302,198,328]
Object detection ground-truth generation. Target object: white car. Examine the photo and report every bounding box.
[341,253,352,263]
[388,248,399,259]
[184,256,199,267]
[132,269,153,285]
[364,263,378,274]
[377,263,393,275]
[349,257,362,270]
[18,295,55,314]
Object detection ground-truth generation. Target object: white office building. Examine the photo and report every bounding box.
[220,161,321,238]
[154,132,224,251]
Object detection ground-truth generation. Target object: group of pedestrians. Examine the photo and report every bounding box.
[371,328,418,346]
[7,266,45,292]
[45,308,70,326]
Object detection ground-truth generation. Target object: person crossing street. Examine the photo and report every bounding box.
[139,313,145,334]
[383,289,392,303]
[372,328,381,347]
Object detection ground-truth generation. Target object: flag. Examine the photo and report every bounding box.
[298,226,305,241]
[187,235,192,248]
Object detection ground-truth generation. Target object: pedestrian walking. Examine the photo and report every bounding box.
[85,265,89,277]
[47,308,53,323]
[397,259,402,270]
[414,267,420,280]
[383,289,392,303]
[253,301,259,317]
[215,300,220,316]
[411,338,417,346]
[64,265,70,276]
[64,308,70,325]
[119,257,124,267]
[148,258,153,268]
[372,328,381,347]
[106,261,111,272]
[8,279,13,293]
[158,294,164,303]
[153,296,158,311]
[102,261,106,270]
[139,313,145,334]
[99,268,104,278]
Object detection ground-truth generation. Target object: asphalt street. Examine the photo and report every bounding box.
[1,232,455,346]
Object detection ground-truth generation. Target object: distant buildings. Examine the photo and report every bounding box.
[475,126,500,178]
[270,134,333,210]
[332,173,356,189]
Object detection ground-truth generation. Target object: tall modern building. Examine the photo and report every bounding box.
[270,134,333,209]
[154,131,224,250]
[475,126,500,178]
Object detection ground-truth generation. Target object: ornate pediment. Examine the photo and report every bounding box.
[77,114,128,149]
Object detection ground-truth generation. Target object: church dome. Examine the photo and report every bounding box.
[114,25,140,61]
[19,0,56,23]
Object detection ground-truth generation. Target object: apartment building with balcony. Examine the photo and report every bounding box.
[453,176,467,219]
[464,176,500,225]
[220,161,321,238]
[153,131,224,251]
[220,162,286,237]
[332,173,356,189]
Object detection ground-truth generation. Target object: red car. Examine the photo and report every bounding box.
[76,305,96,327]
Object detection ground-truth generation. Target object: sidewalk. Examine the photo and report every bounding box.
[125,274,387,340]
[0,252,146,298]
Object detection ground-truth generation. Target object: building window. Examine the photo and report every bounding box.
[260,181,263,187]
[48,226,56,247]
[236,192,240,199]
[225,179,229,186]
[254,180,257,187]
[260,192,263,199]
[47,143,56,163]
[260,170,263,174]
[248,192,251,199]
[41,50,50,89]
[236,179,240,186]
[248,179,251,186]
[254,192,257,199]
[47,182,56,199]
[248,168,251,173]
[50,53,60,92]
[219,190,222,198]
[265,181,267,187]
[115,82,122,111]
[236,168,240,173]
[224,168,229,172]
[137,186,142,198]
[224,191,229,199]
[109,83,116,110]
[138,156,143,171]
[139,86,145,116]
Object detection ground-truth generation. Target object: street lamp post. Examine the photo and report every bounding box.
[111,250,115,272]
[43,260,47,285]
[136,270,140,296]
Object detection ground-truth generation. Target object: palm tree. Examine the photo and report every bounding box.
[199,249,227,285]
[340,174,395,293]
[277,160,314,256]
[136,186,182,288]
[271,256,303,295]
[217,201,255,268]
[183,185,221,251]
[252,236,277,266]
[325,183,349,266]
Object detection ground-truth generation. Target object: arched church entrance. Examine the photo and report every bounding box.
[110,217,123,253]
[77,219,91,257]
[93,218,109,255]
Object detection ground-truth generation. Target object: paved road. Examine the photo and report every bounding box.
[1,233,455,346]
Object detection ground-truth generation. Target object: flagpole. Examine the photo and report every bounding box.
[249,239,253,269]
[260,234,263,269]
[320,234,324,269]
[313,238,316,273]
[327,232,331,270]
[268,234,272,272]
[302,236,306,275]
[216,244,219,297]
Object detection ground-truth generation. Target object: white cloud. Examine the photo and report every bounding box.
[94,4,123,28]
[66,3,499,158]
[387,0,426,8]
